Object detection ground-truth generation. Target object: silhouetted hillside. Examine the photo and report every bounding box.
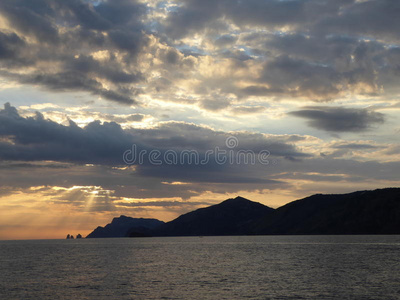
[86,216,164,238]
[87,188,400,238]
[152,196,275,236]
[252,188,400,234]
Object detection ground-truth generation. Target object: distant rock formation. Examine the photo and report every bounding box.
[86,216,165,238]
[66,233,81,239]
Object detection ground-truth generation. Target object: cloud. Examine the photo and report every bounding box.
[260,55,342,99]
[163,0,400,41]
[1,0,400,108]
[0,162,71,169]
[230,106,267,115]
[332,142,380,150]
[12,71,137,104]
[199,99,231,111]
[0,32,26,61]
[0,1,59,43]
[0,103,307,184]
[289,106,385,132]
[215,35,238,47]
[314,0,400,41]
[0,0,147,104]
[163,0,222,39]
[163,0,322,39]
[0,103,134,164]
[159,0,400,103]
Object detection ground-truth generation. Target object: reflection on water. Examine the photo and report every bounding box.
[1,235,399,299]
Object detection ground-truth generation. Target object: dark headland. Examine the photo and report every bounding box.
[86,216,164,238]
[86,188,400,238]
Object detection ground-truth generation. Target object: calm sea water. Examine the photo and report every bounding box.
[0,235,399,299]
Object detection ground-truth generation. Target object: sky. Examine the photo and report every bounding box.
[0,0,399,239]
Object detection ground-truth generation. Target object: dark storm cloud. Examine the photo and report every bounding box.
[289,106,385,132]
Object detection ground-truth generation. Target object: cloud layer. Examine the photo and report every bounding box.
[289,106,385,132]
[0,0,400,109]
[0,103,306,177]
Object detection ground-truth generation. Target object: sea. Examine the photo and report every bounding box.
[0,235,399,299]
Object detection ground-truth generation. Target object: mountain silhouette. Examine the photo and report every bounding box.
[86,216,164,238]
[252,188,400,234]
[86,188,400,237]
[152,196,274,236]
